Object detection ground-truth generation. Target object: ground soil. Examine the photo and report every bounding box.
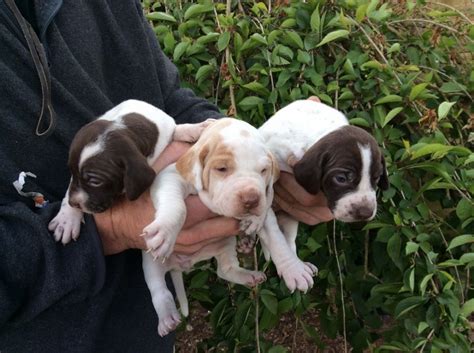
[175,301,349,353]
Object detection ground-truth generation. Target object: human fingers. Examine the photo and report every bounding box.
[174,216,239,254]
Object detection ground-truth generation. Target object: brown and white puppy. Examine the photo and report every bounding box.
[48,99,210,243]
[253,100,389,292]
[142,118,280,336]
[47,99,212,337]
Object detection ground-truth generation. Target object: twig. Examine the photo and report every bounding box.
[254,246,261,353]
[333,224,348,353]
[419,328,435,353]
[387,19,465,36]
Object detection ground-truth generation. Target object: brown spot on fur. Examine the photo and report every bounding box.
[121,113,159,157]
[176,118,235,187]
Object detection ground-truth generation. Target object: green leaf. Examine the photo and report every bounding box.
[375,95,403,105]
[195,65,214,84]
[284,31,304,49]
[420,273,433,295]
[297,50,311,64]
[242,81,270,96]
[316,30,349,47]
[238,96,265,111]
[461,298,474,317]
[260,289,278,315]
[197,32,220,45]
[457,199,473,221]
[349,117,370,127]
[409,83,428,101]
[217,32,231,52]
[405,241,419,255]
[382,107,403,127]
[387,233,401,268]
[146,11,177,22]
[250,33,267,45]
[310,6,320,36]
[343,59,355,76]
[184,4,214,20]
[394,296,427,318]
[437,101,456,120]
[447,234,474,251]
[173,42,190,61]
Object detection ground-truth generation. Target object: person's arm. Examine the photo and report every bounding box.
[0,202,105,329]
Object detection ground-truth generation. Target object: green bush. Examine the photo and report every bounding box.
[143,1,473,351]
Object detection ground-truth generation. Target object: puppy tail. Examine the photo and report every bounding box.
[171,270,189,317]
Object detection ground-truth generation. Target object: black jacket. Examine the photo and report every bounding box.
[0,0,222,352]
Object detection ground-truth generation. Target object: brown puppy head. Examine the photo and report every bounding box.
[67,114,158,213]
[293,125,388,222]
[176,118,279,219]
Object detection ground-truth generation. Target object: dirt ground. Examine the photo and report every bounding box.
[175,302,349,353]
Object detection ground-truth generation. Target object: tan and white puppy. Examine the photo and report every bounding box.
[254,99,388,292]
[142,118,281,336]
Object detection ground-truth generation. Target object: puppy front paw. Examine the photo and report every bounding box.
[142,220,178,260]
[173,119,215,143]
[278,259,318,293]
[239,215,265,235]
[48,204,83,244]
[236,233,256,254]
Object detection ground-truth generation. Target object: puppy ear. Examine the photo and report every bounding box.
[378,153,389,190]
[293,144,327,195]
[176,143,209,190]
[269,152,280,184]
[123,154,156,201]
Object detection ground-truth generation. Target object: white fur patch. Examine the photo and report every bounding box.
[332,144,377,221]
[78,140,104,169]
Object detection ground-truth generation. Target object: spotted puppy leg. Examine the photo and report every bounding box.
[48,187,83,244]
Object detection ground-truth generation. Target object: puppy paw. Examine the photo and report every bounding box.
[48,204,83,244]
[244,270,267,287]
[156,293,181,337]
[236,233,256,254]
[173,119,215,143]
[220,267,266,287]
[239,215,265,235]
[278,260,318,293]
[142,220,178,260]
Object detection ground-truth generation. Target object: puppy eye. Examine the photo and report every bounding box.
[334,174,348,184]
[215,167,227,173]
[334,172,355,185]
[87,178,103,187]
[83,173,103,187]
[261,168,267,174]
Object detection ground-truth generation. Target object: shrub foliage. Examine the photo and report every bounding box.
[143,0,473,351]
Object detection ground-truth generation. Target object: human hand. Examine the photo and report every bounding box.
[94,141,239,255]
[273,172,334,225]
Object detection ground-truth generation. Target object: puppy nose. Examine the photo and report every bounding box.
[354,206,374,220]
[239,188,260,209]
